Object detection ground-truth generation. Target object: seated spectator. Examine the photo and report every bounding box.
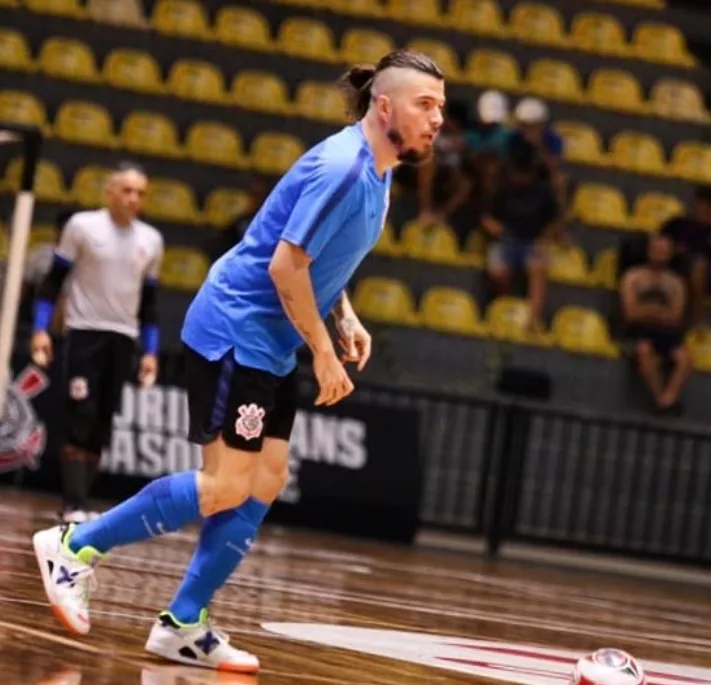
[482,138,559,332]
[464,90,513,156]
[660,185,711,326]
[620,234,692,413]
[415,100,474,225]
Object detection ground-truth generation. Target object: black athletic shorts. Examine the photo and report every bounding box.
[628,324,685,360]
[183,343,297,452]
[64,328,137,452]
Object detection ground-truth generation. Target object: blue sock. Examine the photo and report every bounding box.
[167,496,270,624]
[69,471,200,556]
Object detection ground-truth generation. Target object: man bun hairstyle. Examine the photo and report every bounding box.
[340,48,444,119]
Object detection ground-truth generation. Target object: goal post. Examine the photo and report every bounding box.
[0,123,42,418]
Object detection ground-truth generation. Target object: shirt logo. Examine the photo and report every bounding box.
[69,377,89,401]
[235,403,266,441]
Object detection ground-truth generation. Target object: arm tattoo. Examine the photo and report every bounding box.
[276,285,315,347]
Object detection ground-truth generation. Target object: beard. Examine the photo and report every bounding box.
[386,127,432,165]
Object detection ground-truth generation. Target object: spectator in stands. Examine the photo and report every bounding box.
[464,90,512,156]
[620,234,692,413]
[660,185,711,326]
[482,137,559,332]
[512,97,563,176]
[416,100,474,225]
[209,176,269,263]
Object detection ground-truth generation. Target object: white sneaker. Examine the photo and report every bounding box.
[32,524,98,636]
[145,611,260,674]
[61,509,90,524]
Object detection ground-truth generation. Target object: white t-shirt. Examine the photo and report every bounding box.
[55,209,164,338]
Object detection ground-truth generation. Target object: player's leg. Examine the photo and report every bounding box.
[525,242,547,333]
[59,330,106,523]
[144,371,295,672]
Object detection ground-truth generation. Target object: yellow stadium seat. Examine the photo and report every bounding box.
[387,0,442,26]
[38,38,100,83]
[669,142,711,184]
[650,80,709,123]
[407,39,461,80]
[372,221,400,257]
[608,131,667,176]
[152,0,211,40]
[215,7,273,52]
[0,0,19,7]
[167,60,225,104]
[0,30,34,72]
[55,101,117,148]
[510,3,567,47]
[160,247,209,291]
[463,230,486,268]
[145,179,201,224]
[340,29,396,65]
[546,244,591,286]
[0,225,7,262]
[28,224,59,251]
[573,184,629,229]
[72,165,112,208]
[87,0,147,27]
[686,329,711,373]
[527,59,584,103]
[103,49,164,94]
[278,18,338,63]
[25,0,84,18]
[204,188,252,228]
[0,91,46,130]
[447,0,507,36]
[569,12,628,56]
[591,248,618,289]
[553,307,618,358]
[232,71,291,115]
[333,0,384,17]
[486,297,551,345]
[250,132,305,176]
[295,82,348,124]
[588,69,646,114]
[465,50,520,91]
[554,121,606,166]
[631,192,684,232]
[632,22,696,67]
[185,122,248,168]
[120,111,182,159]
[5,158,67,203]
[400,220,462,266]
[352,277,419,326]
[421,287,485,336]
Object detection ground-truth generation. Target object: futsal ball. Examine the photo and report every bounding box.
[571,648,646,685]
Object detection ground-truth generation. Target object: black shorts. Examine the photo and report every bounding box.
[183,344,297,452]
[628,325,684,360]
[63,329,137,452]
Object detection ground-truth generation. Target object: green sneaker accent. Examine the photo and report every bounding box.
[63,524,103,566]
[160,608,208,628]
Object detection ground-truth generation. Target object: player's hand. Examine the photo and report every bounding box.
[30,331,53,368]
[336,315,372,372]
[313,349,354,407]
[138,354,158,389]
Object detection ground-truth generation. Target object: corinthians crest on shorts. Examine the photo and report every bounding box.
[235,403,266,441]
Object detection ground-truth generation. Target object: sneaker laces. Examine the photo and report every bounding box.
[67,565,97,607]
[203,617,231,646]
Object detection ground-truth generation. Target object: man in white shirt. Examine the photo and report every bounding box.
[31,161,164,522]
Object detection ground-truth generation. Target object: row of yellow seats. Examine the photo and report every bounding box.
[1,160,259,228]
[354,278,711,370]
[0,93,310,173]
[0,29,706,125]
[555,122,711,182]
[352,279,622,357]
[376,220,621,289]
[270,0,680,65]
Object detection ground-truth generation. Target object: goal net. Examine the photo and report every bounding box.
[0,124,42,418]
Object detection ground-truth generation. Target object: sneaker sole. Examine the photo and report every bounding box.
[145,641,260,674]
[32,530,90,637]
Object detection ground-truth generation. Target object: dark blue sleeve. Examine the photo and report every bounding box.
[281,152,365,260]
[544,128,564,157]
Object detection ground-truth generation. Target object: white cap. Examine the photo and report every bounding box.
[514,97,550,123]
[477,90,509,124]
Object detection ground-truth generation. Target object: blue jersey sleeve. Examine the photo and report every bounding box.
[281,151,365,260]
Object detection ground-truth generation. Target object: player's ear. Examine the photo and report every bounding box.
[375,93,392,123]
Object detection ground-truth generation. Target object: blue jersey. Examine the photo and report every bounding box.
[181,122,392,376]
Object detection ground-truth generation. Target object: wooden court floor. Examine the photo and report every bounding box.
[1,489,711,685]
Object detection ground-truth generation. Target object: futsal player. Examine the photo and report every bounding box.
[30,162,164,522]
[32,49,445,673]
